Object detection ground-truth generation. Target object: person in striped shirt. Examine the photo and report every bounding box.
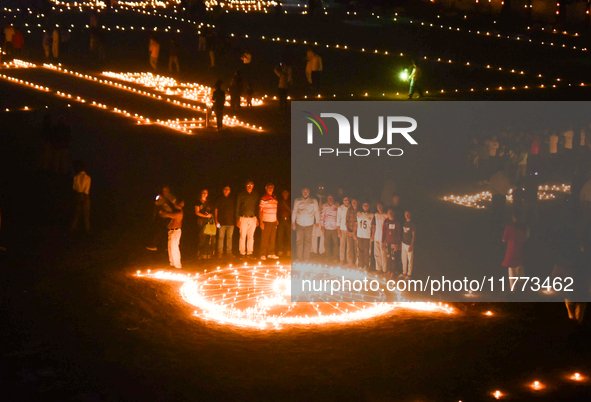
[259,183,279,260]
[321,194,339,263]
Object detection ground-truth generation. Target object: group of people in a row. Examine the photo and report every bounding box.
[148,181,292,269]
[149,181,416,278]
[292,187,416,278]
[468,125,591,184]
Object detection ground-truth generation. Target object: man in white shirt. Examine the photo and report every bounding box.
[356,202,374,270]
[371,203,388,273]
[71,161,91,234]
[336,196,350,265]
[320,194,338,263]
[292,187,319,262]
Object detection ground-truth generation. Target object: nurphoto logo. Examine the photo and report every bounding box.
[304,112,418,156]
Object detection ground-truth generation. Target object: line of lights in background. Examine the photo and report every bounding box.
[35,4,565,81]
[2,60,264,133]
[4,4,591,97]
[443,184,571,209]
[40,64,263,129]
[7,4,583,95]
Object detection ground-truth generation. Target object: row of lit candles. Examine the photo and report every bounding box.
[41,63,264,127]
[2,61,263,133]
[38,3,562,82]
[443,185,568,209]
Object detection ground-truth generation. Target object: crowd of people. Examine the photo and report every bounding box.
[147,180,416,279]
[147,181,292,269]
[466,125,591,321]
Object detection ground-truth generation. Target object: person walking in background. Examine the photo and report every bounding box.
[371,202,388,274]
[356,202,373,270]
[149,35,160,70]
[259,183,279,260]
[274,60,292,113]
[211,80,225,131]
[320,194,339,263]
[168,38,180,73]
[292,187,319,262]
[516,147,528,182]
[401,210,416,278]
[236,180,259,259]
[3,24,15,55]
[276,189,291,257]
[195,189,214,259]
[60,27,70,57]
[42,30,51,58]
[52,26,59,59]
[214,185,234,258]
[407,59,423,99]
[502,211,529,290]
[245,82,254,107]
[206,30,215,67]
[229,71,243,110]
[70,160,91,234]
[305,48,322,90]
[198,30,207,52]
[12,28,24,57]
[161,200,184,269]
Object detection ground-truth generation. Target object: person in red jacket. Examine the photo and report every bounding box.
[12,28,24,56]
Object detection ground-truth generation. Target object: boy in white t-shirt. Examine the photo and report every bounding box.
[356,202,374,270]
